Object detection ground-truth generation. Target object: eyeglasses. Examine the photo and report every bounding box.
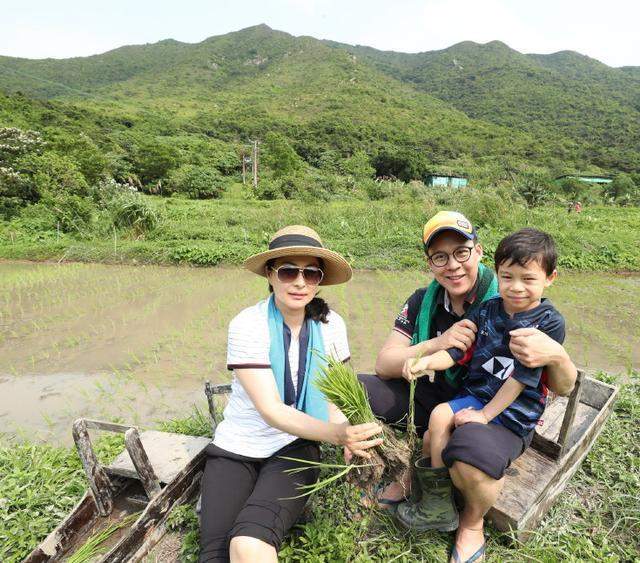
[427,245,474,268]
[270,265,324,285]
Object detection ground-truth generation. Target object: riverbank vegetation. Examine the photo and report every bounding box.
[2,371,638,562]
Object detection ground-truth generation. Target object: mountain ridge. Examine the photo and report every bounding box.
[1,25,638,172]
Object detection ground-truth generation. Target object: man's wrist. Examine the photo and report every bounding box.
[479,409,492,423]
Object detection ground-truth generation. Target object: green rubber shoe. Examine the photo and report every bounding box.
[396,457,459,532]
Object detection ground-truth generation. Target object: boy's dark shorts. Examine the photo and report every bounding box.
[442,422,534,480]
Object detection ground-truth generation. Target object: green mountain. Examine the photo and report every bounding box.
[330,40,640,171]
[1,24,639,174]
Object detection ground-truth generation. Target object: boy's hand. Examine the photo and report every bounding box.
[402,356,435,382]
[454,407,489,427]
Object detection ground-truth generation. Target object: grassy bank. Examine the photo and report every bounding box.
[2,372,638,562]
[1,195,639,271]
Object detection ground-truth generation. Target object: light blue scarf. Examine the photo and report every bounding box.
[267,295,329,422]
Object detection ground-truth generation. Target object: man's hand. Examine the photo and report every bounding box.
[402,356,435,382]
[454,407,488,427]
[436,319,477,352]
[509,327,564,368]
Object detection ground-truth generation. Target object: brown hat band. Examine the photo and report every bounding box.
[269,234,323,250]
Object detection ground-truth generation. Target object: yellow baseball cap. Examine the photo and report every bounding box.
[422,211,476,249]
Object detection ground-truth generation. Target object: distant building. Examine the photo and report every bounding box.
[426,174,468,188]
[554,175,613,184]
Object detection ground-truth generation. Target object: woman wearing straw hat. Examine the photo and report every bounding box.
[199,225,383,563]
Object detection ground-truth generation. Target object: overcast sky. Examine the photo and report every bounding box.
[2,0,638,67]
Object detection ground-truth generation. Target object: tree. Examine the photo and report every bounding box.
[606,173,637,203]
[373,147,430,181]
[514,170,553,207]
[135,140,180,185]
[340,151,374,179]
[0,127,45,217]
[261,132,303,177]
[166,165,226,199]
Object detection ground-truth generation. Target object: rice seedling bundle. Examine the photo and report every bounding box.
[315,357,412,496]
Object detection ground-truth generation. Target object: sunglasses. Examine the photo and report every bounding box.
[270,265,324,285]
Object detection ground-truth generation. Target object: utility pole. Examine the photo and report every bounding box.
[252,140,259,189]
[241,150,246,185]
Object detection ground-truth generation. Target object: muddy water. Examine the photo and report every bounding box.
[1,261,638,443]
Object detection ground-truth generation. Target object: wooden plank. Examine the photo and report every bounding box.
[530,433,561,459]
[23,492,99,563]
[102,446,207,562]
[580,377,616,410]
[489,401,597,530]
[537,396,568,441]
[108,431,210,484]
[488,382,618,540]
[72,418,114,517]
[125,428,162,499]
[24,477,131,562]
[557,371,585,455]
[128,469,203,562]
[84,420,135,434]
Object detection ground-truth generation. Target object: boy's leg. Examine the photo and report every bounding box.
[428,402,456,467]
[442,422,531,562]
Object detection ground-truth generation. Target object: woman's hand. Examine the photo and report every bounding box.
[509,327,565,368]
[435,319,477,352]
[336,422,383,459]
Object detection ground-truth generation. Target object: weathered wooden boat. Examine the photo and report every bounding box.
[488,370,618,541]
[24,418,211,562]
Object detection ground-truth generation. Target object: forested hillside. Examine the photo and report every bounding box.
[1,24,639,174]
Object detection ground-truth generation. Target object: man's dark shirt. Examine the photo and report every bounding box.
[393,279,479,398]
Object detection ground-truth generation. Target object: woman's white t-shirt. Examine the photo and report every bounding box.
[213,299,350,458]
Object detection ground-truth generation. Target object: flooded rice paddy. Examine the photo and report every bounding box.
[1,261,638,443]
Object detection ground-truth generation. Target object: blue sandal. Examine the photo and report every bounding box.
[450,542,486,563]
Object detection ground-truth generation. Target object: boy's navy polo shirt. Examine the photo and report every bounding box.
[394,278,480,395]
[448,297,565,437]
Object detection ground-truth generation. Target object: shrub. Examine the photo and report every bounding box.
[373,147,430,181]
[134,139,180,185]
[606,173,638,205]
[514,170,554,207]
[19,152,89,198]
[261,132,303,177]
[557,178,604,206]
[253,177,283,200]
[42,193,94,233]
[108,192,159,235]
[339,151,375,179]
[166,165,226,199]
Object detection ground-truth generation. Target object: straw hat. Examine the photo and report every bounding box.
[244,225,352,285]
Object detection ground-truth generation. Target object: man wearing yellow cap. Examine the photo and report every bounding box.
[358,211,577,561]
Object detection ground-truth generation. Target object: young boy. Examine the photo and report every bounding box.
[396,228,565,536]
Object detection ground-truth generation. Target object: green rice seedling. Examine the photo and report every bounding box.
[66,512,140,563]
[314,357,412,497]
